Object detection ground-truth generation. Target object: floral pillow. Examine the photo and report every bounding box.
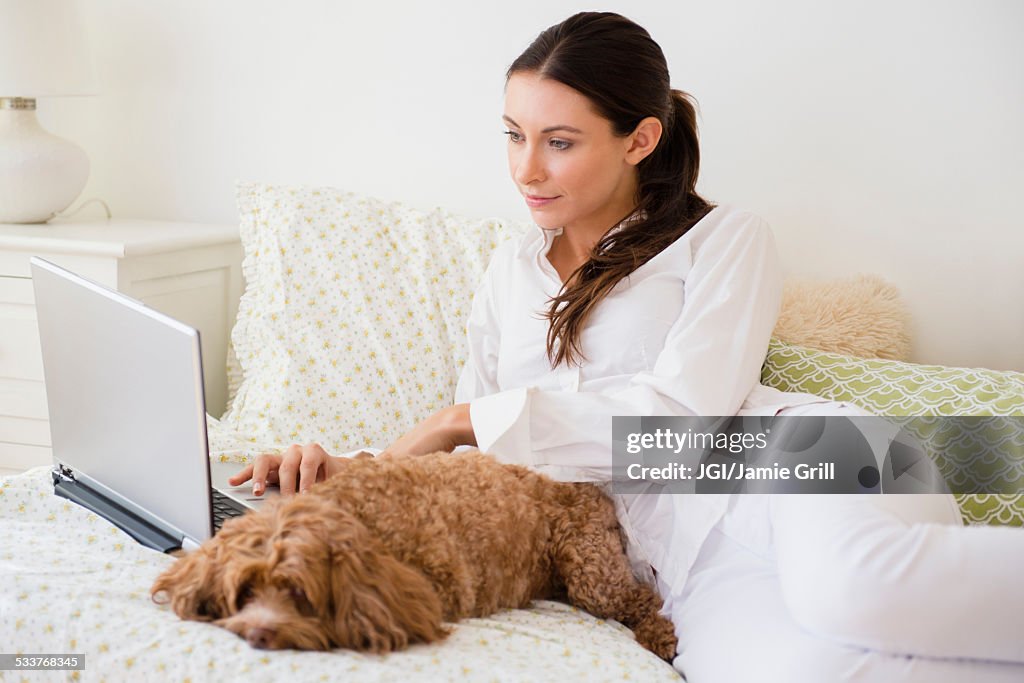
[216,182,527,455]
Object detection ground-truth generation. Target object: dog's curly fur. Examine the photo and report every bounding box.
[151,450,677,659]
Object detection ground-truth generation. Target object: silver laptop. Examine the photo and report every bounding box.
[30,257,277,553]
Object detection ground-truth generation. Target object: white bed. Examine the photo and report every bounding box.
[0,418,678,683]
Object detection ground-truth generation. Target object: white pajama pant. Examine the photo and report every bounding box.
[659,403,1024,682]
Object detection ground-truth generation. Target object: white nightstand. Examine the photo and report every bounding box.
[0,219,243,472]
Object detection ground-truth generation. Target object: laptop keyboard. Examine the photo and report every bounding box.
[211,488,246,531]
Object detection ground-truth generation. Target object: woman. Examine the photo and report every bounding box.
[231,12,1024,681]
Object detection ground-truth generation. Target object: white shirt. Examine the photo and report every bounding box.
[454,204,829,590]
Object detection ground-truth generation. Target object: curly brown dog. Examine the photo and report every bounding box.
[151,449,678,659]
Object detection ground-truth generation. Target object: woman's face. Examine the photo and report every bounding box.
[503,72,640,232]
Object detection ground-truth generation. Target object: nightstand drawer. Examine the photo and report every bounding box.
[0,378,48,420]
[0,274,33,304]
[0,415,50,447]
[0,380,49,450]
[0,278,44,381]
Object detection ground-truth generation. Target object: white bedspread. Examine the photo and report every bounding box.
[0,423,678,682]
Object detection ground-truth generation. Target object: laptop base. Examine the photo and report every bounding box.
[53,470,181,553]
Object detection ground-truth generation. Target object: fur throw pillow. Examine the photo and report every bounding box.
[773,275,911,361]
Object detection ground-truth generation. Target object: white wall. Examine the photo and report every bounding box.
[44,0,1024,371]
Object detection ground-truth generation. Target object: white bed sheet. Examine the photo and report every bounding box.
[0,421,678,683]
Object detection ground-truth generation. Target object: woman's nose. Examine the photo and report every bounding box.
[513,145,545,186]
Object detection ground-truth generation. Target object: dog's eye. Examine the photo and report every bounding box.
[236,584,254,609]
[290,586,313,614]
[197,599,219,620]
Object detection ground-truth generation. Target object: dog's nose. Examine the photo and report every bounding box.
[246,626,276,649]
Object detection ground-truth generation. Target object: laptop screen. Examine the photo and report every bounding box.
[31,257,213,544]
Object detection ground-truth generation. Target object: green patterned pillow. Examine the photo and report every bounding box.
[761,338,1024,526]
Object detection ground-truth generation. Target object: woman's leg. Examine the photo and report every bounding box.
[665,522,1024,682]
[766,401,1024,664]
[771,492,1024,663]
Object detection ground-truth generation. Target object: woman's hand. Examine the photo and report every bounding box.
[380,403,476,459]
[227,404,475,490]
[228,443,344,497]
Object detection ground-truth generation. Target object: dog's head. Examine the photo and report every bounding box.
[151,493,447,652]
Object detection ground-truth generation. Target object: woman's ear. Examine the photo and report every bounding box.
[625,116,663,165]
[151,547,227,622]
[327,514,448,653]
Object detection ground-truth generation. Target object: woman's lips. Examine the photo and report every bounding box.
[525,195,559,208]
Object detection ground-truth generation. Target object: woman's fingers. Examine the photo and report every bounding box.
[277,445,303,496]
[298,443,328,493]
[228,463,254,486]
[253,454,286,497]
[251,456,272,493]
[240,444,333,497]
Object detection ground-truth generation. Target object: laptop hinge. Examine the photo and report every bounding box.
[55,463,75,483]
[52,469,182,553]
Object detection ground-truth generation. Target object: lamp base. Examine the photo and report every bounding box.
[0,98,90,224]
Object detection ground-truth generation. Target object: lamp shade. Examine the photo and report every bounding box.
[0,0,96,97]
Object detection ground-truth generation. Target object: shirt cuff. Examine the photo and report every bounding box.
[469,387,533,467]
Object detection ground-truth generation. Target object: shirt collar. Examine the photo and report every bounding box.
[532,207,646,245]
[522,208,649,268]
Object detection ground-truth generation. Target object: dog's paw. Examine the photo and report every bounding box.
[634,612,678,662]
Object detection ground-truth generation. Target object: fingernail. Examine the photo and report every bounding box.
[254,483,263,494]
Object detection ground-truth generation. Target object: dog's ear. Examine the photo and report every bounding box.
[151,547,228,622]
[327,514,448,653]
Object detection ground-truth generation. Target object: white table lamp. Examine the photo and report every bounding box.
[0,0,96,224]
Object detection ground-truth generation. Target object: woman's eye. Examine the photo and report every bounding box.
[504,130,571,151]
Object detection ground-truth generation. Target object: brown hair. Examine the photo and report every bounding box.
[507,12,714,367]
